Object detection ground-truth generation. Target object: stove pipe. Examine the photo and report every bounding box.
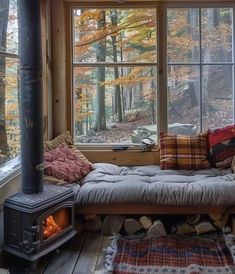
[18,0,44,194]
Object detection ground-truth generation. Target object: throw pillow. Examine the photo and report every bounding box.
[160,133,210,170]
[208,125,235,168]
[44,131,73,152]
[44,143,93,183]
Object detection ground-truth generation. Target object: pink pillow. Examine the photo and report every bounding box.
[44,143,93,183]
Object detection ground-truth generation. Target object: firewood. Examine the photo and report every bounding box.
[186,215,201,225]
[124,218,144,235]
[212,214,229,230]
[84,215,102,232]
[147,220,167,238]
[195,221,216,235]
[84,214,96,220]
[175,222,196,235]
[101,215,125,235]
[208,213,222,222]
[139,216,152,230]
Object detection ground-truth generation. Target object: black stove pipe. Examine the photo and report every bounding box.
[18,0,44,194]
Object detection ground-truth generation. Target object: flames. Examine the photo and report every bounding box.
[43,215,62,239]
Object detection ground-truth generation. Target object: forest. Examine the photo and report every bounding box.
[0,4,234,165]
[73,7,233,144]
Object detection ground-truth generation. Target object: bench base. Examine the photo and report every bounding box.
[75,204,235,215]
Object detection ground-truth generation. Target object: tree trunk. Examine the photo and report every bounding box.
[0,0,10,160]
[111,10,123,123]
[94,11,106,131]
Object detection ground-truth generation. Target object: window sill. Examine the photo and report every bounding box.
[0,157,21,187]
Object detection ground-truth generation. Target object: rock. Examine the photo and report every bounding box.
[147,220,167,238]
[78,136,105,143]
[131,123,198,143]
[124,219,144,235]
[168,123,198,135]
[101,215,125,235]
[175,222,196,235]
[84,216,102,232]
[195,221,216,235]
[84,214,96,221]
[139,216,152,230]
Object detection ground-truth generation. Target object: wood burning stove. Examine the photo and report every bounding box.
[4,0,77,262]
[4,184,77,261]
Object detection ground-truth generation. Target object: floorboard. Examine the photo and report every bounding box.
[72,233,103,274]
[94,236,112,274]
[43,233,87,274]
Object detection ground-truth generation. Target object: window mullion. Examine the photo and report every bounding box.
[157,2,168,137]
[199,7,203,132]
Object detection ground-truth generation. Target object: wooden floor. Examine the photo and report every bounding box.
[1,232,112,274]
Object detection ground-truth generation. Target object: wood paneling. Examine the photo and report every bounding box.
[81,149,160,165]
[51,0,67,137]
[41,0,53,140]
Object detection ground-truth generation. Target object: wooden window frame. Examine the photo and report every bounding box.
[61,1,235,158]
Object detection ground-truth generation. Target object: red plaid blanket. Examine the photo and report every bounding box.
[105,234,235,274]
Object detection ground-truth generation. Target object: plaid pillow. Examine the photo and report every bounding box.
[208,125,235,168]
[160,133,210,170]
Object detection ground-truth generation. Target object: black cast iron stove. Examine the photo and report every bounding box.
[4,184,76,261]
[3,0,77,261]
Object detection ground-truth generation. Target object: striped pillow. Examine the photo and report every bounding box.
[160,133,210,170]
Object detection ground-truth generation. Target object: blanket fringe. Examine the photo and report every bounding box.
[104,234,120,272]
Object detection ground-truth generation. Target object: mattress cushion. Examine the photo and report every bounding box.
[75,163,235,206]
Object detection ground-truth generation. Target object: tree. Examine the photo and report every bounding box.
[94,11,106,131]
[0,0,10,160]
[110,10,123,123]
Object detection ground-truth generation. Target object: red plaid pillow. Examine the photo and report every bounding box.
[208,125,235,168]
[160,133,210,170]
[44,143,93,183]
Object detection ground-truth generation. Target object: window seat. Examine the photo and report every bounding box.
[72,163,235,215]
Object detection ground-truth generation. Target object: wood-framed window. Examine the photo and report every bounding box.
[65,1,235,146]
[0,0,20,171]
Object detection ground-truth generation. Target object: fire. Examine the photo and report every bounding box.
[43,215,62,239]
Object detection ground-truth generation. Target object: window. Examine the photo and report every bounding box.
[167,7,234,133]
[70,3,235,144]
[72,8,157,144]
[0,0,20,169]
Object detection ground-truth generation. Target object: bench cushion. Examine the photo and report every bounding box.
[75,163,235,207]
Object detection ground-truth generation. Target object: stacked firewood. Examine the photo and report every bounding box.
[76,213,230,237]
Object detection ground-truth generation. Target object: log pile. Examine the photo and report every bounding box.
[75,213,230,237]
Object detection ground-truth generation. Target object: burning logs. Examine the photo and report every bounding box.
[43,215,61,239]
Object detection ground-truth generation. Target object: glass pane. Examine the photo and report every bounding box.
[73,66,157,143]
[73,8,157,63]
[0,56,20,165]
[1,0,18,54]
[202,65,233,131]
[168,65,200,135]
[167,8,199,63]
[201,8,233,63]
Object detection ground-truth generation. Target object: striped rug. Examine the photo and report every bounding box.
[105,233,235,274]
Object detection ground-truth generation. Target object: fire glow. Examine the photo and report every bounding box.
[43,215,61,239]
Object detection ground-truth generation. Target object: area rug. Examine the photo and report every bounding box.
[105,233,235,274]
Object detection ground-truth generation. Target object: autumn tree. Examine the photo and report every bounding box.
[0,0,10,159]
[94,11,106,131]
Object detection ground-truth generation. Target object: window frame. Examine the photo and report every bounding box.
[0,38,20,184]
[66,1,235,150]
[166,3,235,132]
